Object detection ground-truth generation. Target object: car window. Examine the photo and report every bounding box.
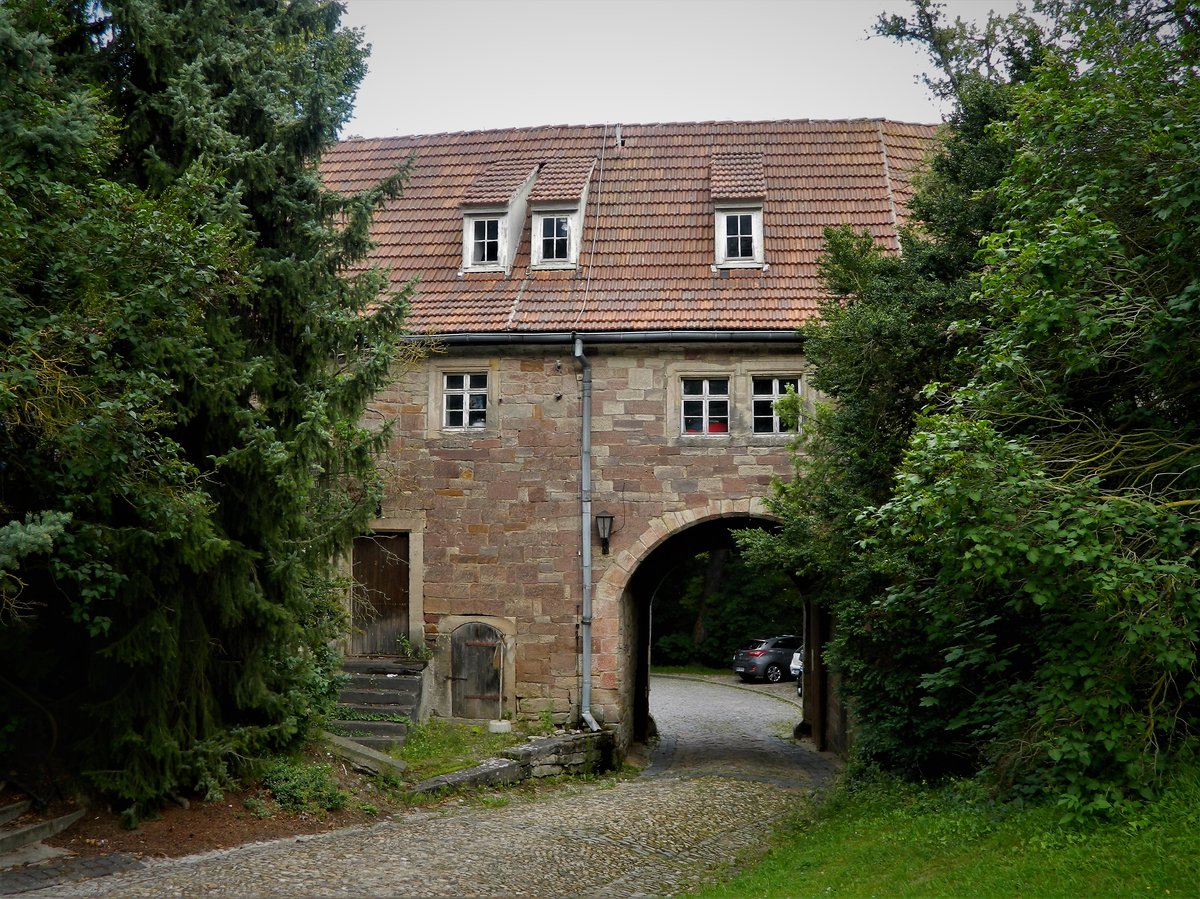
[741,639,767,650]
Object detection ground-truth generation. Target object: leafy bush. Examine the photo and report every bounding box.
[261,760,347,814]
[858,415,1200,815]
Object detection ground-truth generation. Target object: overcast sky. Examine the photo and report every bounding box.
[339,0,1023,139]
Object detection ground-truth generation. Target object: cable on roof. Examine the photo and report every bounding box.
[572,123,611,329]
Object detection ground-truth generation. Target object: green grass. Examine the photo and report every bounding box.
[392,718,524,780]
[688,766,1200,898]
[650,664,729,677]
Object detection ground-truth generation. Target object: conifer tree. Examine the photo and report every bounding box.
[0,0,411,818]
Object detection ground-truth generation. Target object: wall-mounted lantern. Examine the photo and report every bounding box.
[595,511,615,555]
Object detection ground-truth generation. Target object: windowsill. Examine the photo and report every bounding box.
[530,261,578,271]
[712,261,768,272]
[458,266,506,276]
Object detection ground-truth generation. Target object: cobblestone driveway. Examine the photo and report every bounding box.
[12,676,839,898]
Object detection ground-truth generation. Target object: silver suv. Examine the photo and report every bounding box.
[732,635,802,683]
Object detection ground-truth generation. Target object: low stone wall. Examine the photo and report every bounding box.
[408,730,616,796]
[501,730,616,778]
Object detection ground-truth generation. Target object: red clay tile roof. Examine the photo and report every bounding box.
[462,159,538,206]
[321,119,940,335]
[529,157,596,204]
[711,153,766,200]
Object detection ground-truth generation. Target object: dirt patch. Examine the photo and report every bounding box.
[8,746,406,863]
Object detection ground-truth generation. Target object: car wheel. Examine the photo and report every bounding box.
[765,664,784,683]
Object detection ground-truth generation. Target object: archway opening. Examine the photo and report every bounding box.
[624,515,801,743]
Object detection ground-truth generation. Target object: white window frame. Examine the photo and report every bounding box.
[751,376,801,434]
[714,205,764,268]
[680,377,730,435]
[531,206,582,269]
[461,212,507,272]
[442,372,489,430]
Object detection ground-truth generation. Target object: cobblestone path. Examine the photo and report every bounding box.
[12,676,839,898]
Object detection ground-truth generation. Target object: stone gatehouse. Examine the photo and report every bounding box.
[322,119,936,750]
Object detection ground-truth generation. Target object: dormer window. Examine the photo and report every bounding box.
[711,153,766,270]
[724,211,755,260]
[462,211,508,272]
[528,157,595,270]
[539,215,569,261]
[531,207,583,268]
[715,206,764,267]
[460,160,538,276]
[471,218,500,265]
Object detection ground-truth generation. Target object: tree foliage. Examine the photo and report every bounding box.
[748,0,1200,817]
[0,0,413,819]
[651,551,802,669]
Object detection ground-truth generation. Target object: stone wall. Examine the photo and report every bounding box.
[365,341,810,739]
[502,730,616,778]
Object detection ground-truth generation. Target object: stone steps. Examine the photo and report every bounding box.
[0,799,86,873]
[334,657,426,754]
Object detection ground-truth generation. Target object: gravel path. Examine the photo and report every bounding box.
[11,676,839,898]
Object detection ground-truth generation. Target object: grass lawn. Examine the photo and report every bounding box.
[689,766,1200,898]
[390,717,528,781]
[650,664,730,677]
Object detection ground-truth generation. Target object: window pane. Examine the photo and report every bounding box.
[446,395,463,412]
[727,235,740,257]
[683,399,703,418]
[446,409,463,427]
[485,220,497,239]
[683,417,703,433]
[468,394,486,410]
[469,373,488,389]
[709,379,729,395]
[473,220,487,240]
[726,216,738,237]
[554,218,569,237]
[682,379,703,396]
[553,237,567,258]
[752,378,772,394]
[468,410,486,427]
[754,399,774,417]
[709,400,728,418]
[543,238,556,258]
[446,374,464,390]
[542,218,555,238]
[739,236,753,257]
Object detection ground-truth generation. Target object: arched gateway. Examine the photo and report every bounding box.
[590,499,781,744]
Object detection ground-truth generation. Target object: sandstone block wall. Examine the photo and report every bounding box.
[368,341,809,732]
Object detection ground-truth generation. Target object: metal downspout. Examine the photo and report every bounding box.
[574,337,601,732]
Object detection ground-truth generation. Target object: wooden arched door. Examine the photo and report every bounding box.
[451,622,503,720]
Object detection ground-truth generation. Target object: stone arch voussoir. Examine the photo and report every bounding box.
[595,496,779,607]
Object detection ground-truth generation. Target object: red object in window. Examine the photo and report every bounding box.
[708,421,728,433]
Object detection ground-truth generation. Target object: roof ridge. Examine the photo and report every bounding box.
[336,118,940,145]
[876,121,902,246]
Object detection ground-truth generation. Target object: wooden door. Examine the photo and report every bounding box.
[350,533,410,656]
[451,622,502,719]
